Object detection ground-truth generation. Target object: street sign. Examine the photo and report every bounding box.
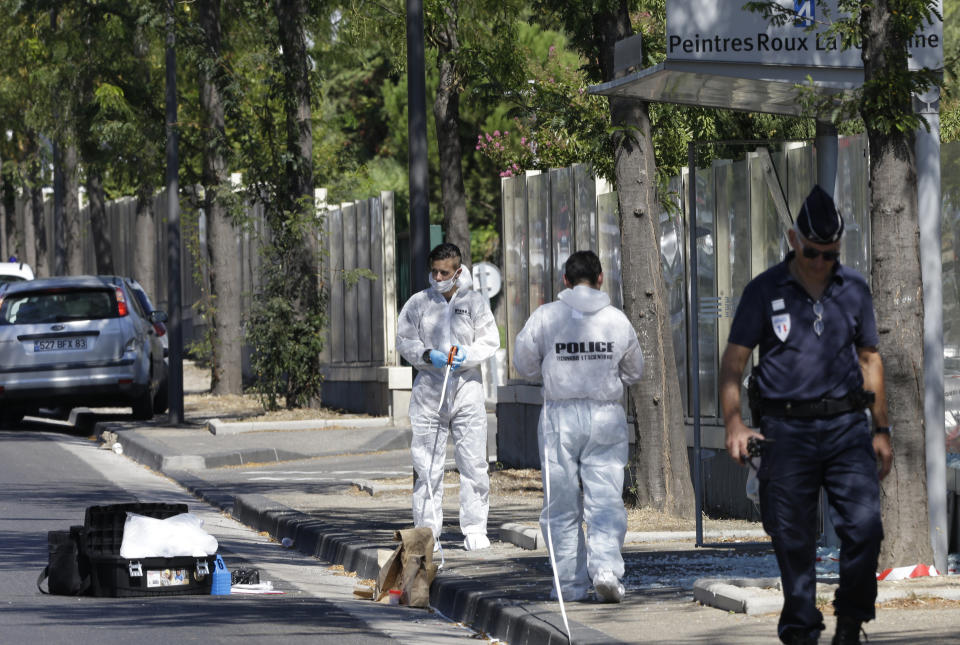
[472,262,501,299]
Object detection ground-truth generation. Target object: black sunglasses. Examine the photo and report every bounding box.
[800,245,840,261]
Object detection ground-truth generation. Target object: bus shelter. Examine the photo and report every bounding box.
[589,0,947,571]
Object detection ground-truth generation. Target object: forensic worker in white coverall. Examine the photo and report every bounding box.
[513,250,644,602]
[397,243,501,551]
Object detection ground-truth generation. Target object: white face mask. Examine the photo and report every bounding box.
[429,269,460,294]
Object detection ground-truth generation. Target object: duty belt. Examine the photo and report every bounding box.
[760,392,873,419]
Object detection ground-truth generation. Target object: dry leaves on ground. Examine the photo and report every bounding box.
[182,360,368,423]
[183,392,362,423]
[366,466,761,534]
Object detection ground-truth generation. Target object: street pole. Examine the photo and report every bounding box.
[51,9,65,276]
[165,0,184,424]
[816,119,840,549]
[406,0,429,293]
[688,142,703,548]
[407,0,430,488]
[915,88,947,576]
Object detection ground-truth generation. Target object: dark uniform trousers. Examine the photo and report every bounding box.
[758,410,883,642]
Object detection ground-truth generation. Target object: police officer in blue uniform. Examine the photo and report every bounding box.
[719,185,893,645]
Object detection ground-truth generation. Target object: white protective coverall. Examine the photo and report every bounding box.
[396,269,500,540]
[513,285,644,600]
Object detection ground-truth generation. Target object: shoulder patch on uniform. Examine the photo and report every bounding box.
[771,313,790,342]
[771,298,785,312]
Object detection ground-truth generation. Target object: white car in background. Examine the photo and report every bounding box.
[0,261,34,284]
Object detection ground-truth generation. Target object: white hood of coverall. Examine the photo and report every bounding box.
[556,285,610,314]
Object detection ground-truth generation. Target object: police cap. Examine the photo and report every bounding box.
[796,185,844,244]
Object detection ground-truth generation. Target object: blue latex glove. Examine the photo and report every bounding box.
[451,347,467,370]
[429,349,449,369]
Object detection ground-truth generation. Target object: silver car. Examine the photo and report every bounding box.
[100,276,169,415]
[0,276,167,426]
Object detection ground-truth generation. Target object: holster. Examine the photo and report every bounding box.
[747,372,762,427]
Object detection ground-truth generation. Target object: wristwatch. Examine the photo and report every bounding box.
[422,349,432,364]
[874,426,892,438]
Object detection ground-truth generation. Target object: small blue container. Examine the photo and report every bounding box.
[211,554,231,595]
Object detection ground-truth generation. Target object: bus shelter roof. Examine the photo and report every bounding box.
[588,60,866,117]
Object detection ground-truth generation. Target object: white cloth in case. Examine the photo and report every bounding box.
[119,512,218,558]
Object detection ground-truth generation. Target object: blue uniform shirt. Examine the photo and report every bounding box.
[728,251,879,401]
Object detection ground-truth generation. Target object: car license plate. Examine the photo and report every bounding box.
[33,337,88,352]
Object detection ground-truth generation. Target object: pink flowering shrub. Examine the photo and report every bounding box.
[475,43,612,180]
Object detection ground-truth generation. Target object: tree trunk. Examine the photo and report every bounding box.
[53,148,65,276]
[432,4,471,261]
[862,1,933,569]
[273,0,314,205]
[29,181,46,277]
[20,138,39,271]
[1,167,17,261]
[200,0,243,395]
[133,189,157,300]
[64,144,83,275]
[597,4,693,515]
[273,0,319,407]
[86,169,114,275]
[30,185,47,278]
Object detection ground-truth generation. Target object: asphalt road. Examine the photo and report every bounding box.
[0,426,487,645]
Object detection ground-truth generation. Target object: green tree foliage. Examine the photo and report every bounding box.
[50,2,166,198]
[0,5,48,258]
[247,198,328,410]
[335,0,527,264]
[223,0,329,409]
[942,0,960,210]
[2,1,952,417]
[0,1,168,275]
[743,1,940,132]
[0,1,334,407]
[941,0,960,141]
[475,25,614,180]
[478,3,812,196]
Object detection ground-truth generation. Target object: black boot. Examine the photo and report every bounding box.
[831,616,864,645]
[783,631,818,645]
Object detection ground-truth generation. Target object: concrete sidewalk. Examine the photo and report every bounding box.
[89,413,960,644]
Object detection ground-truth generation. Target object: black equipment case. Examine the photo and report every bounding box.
[83,503,213,597]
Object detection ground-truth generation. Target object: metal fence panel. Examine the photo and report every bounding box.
[692,162,718,418]
[381,192,399,366]
[597,188,621,309]
[502,174,528,380]
[786,142,815,216]
[342,202,359,363]
[370,198,385,364]
[836,136,871,277]
[663,175,688,411]
[549,167,574,295]
[574,164,597,252]
[328,206,345,363]
[527,172,550,316]
[713,159,734,404]
[356,199,372,363]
